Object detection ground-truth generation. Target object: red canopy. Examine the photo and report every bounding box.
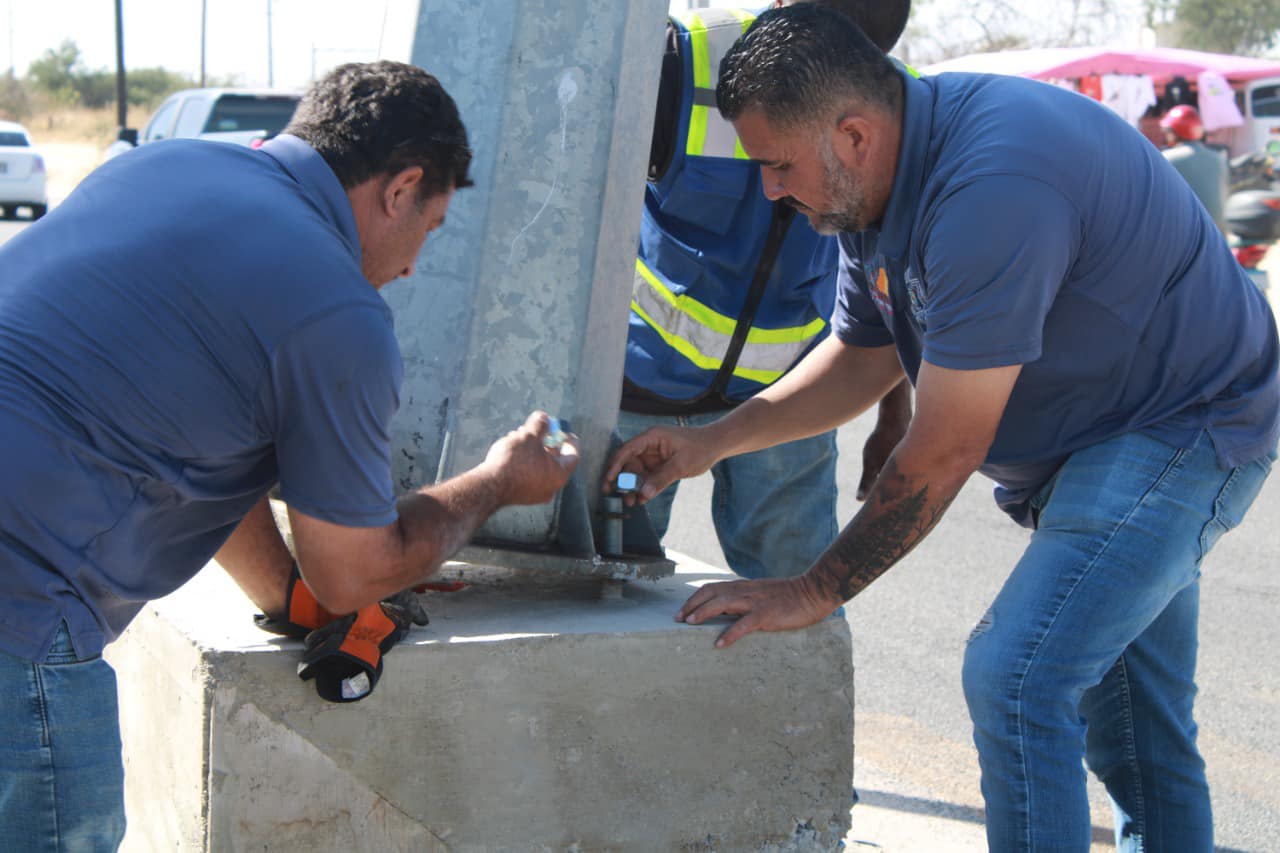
[922,47,1280,85]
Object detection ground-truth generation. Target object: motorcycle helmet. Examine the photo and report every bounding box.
[1160,105,1204,142]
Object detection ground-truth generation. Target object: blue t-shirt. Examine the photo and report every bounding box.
[836,71,1280,524]
[0,135,403,660]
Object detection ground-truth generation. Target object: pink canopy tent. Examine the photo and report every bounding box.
[922,47,1280,85]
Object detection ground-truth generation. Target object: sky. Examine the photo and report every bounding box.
[2,0,421,91]
[1,0,1154,92]
[0,1,702,91]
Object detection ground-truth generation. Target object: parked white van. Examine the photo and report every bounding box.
[1235,77,1280,157]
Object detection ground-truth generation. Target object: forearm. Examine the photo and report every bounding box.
[804,433,976,604]
[676,361,1018,648]
[216,494,296,616]
[291,412,577,614]
[875,378,913,430]
[390,464,507,583]
[293,463,508,611]
[710,337,904,459]
[804,360,1021,602]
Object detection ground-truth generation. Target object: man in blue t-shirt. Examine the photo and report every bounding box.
[607,7,1278,849]
[0,62,578,848]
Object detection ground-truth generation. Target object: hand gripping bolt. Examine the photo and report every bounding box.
[600,472,641,556]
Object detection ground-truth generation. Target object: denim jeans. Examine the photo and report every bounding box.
[615,409,839,579]
[962,430,1274,852]
[0,623,126,852]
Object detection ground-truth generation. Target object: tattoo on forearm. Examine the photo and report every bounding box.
[811,457,956,602]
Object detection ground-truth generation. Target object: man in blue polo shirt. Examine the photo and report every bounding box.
[607,7,1278,850]
[0,62,578,848]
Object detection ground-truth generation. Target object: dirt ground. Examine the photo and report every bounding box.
[18,105,153,206]
[40,141,106,205]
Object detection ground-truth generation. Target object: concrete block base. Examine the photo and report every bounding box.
[106,554,853,851]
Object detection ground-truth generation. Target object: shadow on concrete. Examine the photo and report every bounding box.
[852,789,1116,846]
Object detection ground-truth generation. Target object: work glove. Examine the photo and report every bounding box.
[253,565,429,702]
[297,596,420,702]
[252,564,338,639]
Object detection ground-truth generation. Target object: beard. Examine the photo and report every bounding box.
[790,140,870,235]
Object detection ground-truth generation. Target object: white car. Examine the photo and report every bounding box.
[0,120,48,221]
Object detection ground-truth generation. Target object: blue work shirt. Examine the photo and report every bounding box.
[836,71,1280,524]
[0,135,402,661]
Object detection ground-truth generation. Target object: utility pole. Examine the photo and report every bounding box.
[7,0,15,78]
[114,0,128,132]
[377,0,389,59]
[266,0,274,87]
[200,0,207,87]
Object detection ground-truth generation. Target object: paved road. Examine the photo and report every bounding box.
[0,218,28,246]
[0,141,101,246]
[661,390,1279,851]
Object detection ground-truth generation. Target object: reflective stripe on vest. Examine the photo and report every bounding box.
[678,8,754,160]
[632,258,826,385]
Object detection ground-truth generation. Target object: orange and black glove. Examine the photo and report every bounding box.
[252,564,338,639]
[296,600,414,702]
[254,566,429,702]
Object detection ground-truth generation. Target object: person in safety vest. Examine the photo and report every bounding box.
[1160,104,1229,234]
[616,0,913,580]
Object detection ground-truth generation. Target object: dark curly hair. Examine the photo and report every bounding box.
[285,61,474,201]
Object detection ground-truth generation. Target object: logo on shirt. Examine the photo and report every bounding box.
[905,270,927,327]
[868,266,893,316]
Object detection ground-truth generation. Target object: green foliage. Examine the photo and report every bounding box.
[1175,0,1280,55]
[73,71,116,109]
[26,39,84,107]
[125,67,194,107]
[23,40,193,109]
[0,73,32,120]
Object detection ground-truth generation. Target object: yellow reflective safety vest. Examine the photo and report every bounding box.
[623,7,837,413]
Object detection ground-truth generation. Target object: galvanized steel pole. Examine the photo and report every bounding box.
[391,0,670,572]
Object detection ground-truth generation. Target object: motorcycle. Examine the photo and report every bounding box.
[1215,153,1278,298]
[1225,186,1280,299]
[1228,151,1278,194]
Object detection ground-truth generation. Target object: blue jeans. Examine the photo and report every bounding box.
[0,623,126,852]
[615,409,839,579]
[962,430,1274,852]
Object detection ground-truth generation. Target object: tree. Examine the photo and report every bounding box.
[902,0,1147,65]
[0,74,32,121]
[26,39,85,106]
[1174,0,1280,55]
[126,67,195,107]
[23,38,196,111]
[73,71,116,109]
